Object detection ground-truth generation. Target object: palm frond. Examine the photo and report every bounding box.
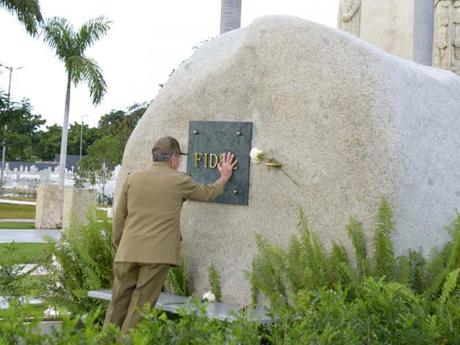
[76,16,111,53]
[1,0,43,35]
[68,56,107,105]
[42,17,75,60]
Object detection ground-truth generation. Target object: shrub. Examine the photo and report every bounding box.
[247,197,460,310]
[0,243,49,302]
[208,263,222,302]
[130,300,262,345]
[6,197,457,345]
[43,209,113,315]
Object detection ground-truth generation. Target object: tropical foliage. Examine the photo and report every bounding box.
[41,16,110,188]
[0,0,43,35]
[208,263,222,302]
[2,199,460,344]
[0,89,146,163]
[42,210,113,315]
[164,256,190,297]
[0,91,45,161]
[247,198,460,310]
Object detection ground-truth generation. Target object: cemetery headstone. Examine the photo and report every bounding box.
[115,16,460,304]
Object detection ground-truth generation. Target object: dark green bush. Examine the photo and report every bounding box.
[130,301,262,345]
[3,198,457,345]
[247,197,460,309]
[43,210,113,315]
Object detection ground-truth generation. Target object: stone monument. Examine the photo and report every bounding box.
[348,0,434,66]
[35,185,97,229]
[220,0,242,34]
[433,0,460,74]
[116,16,460,304]
[35,184,62,229]
[337,0,361,36]
[62,187,97,229]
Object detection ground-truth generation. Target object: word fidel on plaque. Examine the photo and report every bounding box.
[187,121,253,205]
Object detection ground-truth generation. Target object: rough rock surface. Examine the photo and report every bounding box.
[116,16,460,304]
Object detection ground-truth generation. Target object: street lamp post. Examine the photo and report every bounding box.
[79,116,84,160]
[0,125,7,193]
[0,63,24,195]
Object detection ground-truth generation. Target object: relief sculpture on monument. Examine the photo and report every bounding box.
[454,0,460,72]
[337,0,362,36]
[433,0,460,74]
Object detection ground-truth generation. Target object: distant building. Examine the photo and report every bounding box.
[6,154,83,172]
[53,154,82,171]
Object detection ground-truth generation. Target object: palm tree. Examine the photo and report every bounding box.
[0,0,43,35]
[220,0,242,34]
[42,16,110,223]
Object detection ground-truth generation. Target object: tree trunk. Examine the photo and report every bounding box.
[220,0,242,34]
[58,71,71,224]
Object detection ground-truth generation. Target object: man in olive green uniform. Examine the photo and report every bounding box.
[104,136,236,333]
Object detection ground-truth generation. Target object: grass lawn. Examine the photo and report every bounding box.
[0,222,35,229]
[96,208,108,219]
[0,243,50,263]
[0,203,35,219]
[0,303,47,319]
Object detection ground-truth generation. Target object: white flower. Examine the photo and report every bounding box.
[249,148,265,164]
[202,291,216,302]
[44,306,59,318]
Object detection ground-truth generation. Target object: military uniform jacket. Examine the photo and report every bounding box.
[113,162,225,266]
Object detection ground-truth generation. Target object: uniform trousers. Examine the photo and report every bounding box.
[104,262,170,333]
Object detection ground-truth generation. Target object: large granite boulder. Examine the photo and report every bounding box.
[116,16,460,304]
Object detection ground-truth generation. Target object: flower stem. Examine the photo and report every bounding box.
[280,167,300,188]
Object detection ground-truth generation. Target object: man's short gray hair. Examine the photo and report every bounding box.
[152,148,172,162]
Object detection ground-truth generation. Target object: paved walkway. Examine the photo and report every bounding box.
[0,229,61,243]
[0,199,36,205]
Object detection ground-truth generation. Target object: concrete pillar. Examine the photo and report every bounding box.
[360,0,434,65]
[62,187,97,229]
[220,0,242,34]
[35,184,62,229]
[35,185,97,229]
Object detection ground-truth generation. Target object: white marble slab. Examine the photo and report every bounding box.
[88,290,271,324]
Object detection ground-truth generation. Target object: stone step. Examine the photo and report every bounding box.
[88,290,271,324]
[0,229,61,243]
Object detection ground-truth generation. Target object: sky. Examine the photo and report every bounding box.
[0,0,339,128]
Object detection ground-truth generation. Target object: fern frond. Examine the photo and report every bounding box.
[208,263,222,302]
[298,209,329,289]
[439,268,460,305]
[329,242,355,288]
[165,256,189,296]
[373,197,395,279]
[251,234,288,308]
[446,214,460,271]
[346,217,369,280]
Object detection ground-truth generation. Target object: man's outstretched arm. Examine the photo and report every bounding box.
[181,153,237,201]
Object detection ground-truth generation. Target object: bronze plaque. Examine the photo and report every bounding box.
[187,121,253,205]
